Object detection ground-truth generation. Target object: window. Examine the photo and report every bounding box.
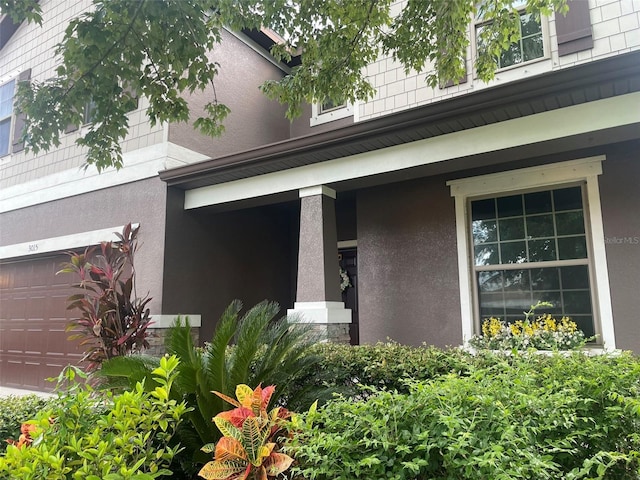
[0,80,15,156]
[475,5,546,70]
[310,98,353,127]
[448,157,616,348]
[472,186,594,337]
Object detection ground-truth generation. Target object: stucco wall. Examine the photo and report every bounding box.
[162,190,298,343]
[0,177,168,314]
[599,142,640,351]
[168,29,291,158]
[356,176,462,347]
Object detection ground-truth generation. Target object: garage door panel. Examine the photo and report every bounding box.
[0,255,82,391]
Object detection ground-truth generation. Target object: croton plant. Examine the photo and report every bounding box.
[198,384,294,480]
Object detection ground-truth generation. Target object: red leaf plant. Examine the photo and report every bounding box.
[58,223,152,371]
[198,385,294,480]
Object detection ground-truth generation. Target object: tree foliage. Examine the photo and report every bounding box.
[5,0,568,171]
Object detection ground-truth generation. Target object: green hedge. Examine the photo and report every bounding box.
[287,351,640,480]
[0,395,52,454]
[285,342,476,408]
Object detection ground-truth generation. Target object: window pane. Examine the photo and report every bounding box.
[553,187,582,211]
[524,191,552,214]
[499,42,522,68]
[560,265,590,290]
[522,35,544,62]
[526,214,554,238]
[478,271,504,293]
[480,293,505,317]
[475,244,499,266]
[528,238,556,262]
[499,217,525,241]
[473,219,498,244]
[564,291,592,314]
[520,13,542,36]
[573,316,594,338]
[497,195,523,217]
[0,80,14,119]
[530,268,560,291]
[558,236,587,260]
[556,211,585,235]
[472,198,496,220]
[500,241,527,264]
[0,119,10,156]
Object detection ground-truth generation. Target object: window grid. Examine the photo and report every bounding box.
[0,80,15,156]
[471,185,595,338]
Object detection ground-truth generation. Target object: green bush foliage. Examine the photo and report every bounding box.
[98,300,320,478]
[287,351,640,480]
[286,342,475,407]
[0,356,189,479]
[0,395,53,454]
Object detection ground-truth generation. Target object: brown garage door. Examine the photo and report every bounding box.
[0,255,82,391]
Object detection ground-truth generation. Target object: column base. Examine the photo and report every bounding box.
[287,301,352,324]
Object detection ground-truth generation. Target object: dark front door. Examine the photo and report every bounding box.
[339,248,359,345]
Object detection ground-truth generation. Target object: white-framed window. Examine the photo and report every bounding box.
[473,3,549,72]
[310,99,354,127]
[0,79,15,157]
[447,156,616,349]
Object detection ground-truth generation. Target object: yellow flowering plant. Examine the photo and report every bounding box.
[469,301,593,351]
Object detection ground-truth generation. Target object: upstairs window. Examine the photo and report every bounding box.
[0,80,15,156]
[310,98,353,127]
[475,2,546,70]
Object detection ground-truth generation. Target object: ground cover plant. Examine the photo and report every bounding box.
[0,356,189,479]
[287,350,640,480]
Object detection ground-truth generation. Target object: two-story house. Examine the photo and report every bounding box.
[0,0,343,390]
[1,0,639,391]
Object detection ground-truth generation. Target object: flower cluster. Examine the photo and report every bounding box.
[470,303,591,351]
[340,267,352,292]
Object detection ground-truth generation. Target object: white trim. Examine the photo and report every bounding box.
[185,93,640,209]
[299,185,336,198]
[151,314,202,329]
[0,142,208,213]
[224,27,292,75]
[310,102,354,127]
[0,223,139,260]
[338,240,357,249]
[287,301,352,324]
[447,156,616,350]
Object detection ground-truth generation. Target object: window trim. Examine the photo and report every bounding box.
[471,6,551,75]
[447,156,616,349]
[310,101,354,127]
[0,79,16,158]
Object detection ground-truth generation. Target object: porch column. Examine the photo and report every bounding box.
[287,186,351,342]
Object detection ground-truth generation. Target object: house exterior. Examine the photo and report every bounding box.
[1,0,639,391]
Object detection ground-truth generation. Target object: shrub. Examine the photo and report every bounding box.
[0,395,52,454]
[198,385,294,480]
[0,356,189,479]
[285,342,475,407]
[287,351,640,480]
[58,223,152,371]
[98,300,320,478]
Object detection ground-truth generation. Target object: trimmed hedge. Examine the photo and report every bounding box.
[288,351,640,480]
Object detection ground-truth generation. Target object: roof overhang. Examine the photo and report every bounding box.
[160,51,640,191]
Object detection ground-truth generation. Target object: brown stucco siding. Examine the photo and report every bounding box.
[356,176,462,347]
[0,177,168,315]
[168,29,290,158]
[599,143,640,351]
[162,191,298,343]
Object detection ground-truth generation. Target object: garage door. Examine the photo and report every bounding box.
[0,255,83,391]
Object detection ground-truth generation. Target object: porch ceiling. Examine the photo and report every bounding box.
[160,51,640,190]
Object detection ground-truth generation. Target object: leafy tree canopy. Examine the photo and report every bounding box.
[2,0,567,171]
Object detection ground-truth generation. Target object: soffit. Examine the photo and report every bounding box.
[160,50,640,189]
